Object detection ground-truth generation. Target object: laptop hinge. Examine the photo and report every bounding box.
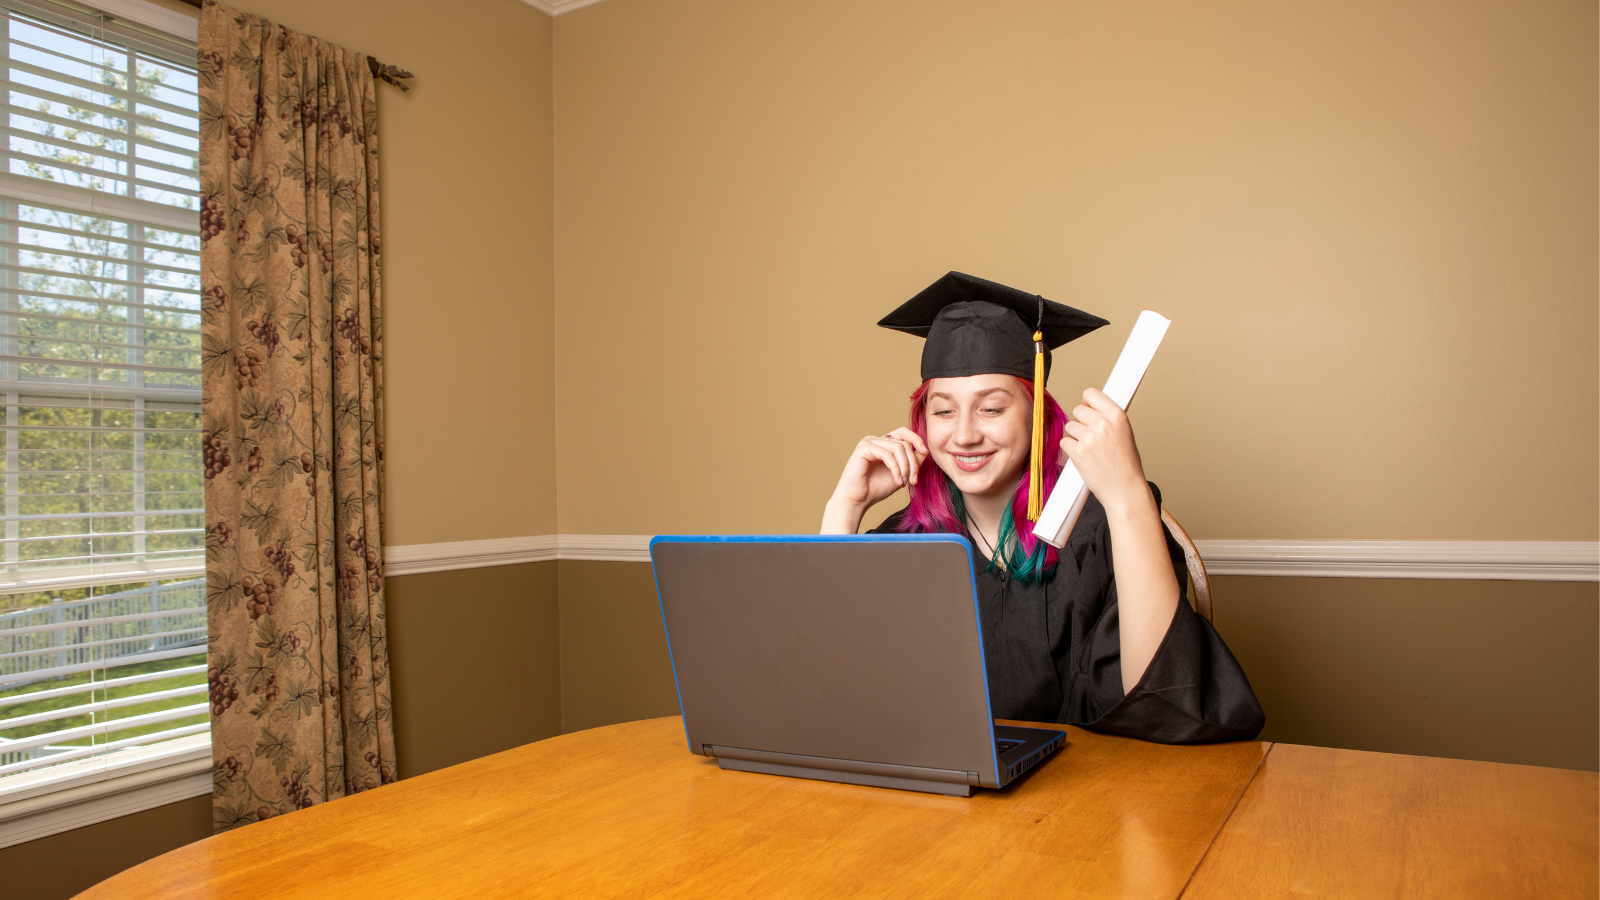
[708,745,971,785]
[708,745,976,797]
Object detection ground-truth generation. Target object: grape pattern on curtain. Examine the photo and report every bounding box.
[198,0,394,833]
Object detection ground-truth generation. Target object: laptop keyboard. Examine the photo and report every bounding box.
[995,739,1025,754]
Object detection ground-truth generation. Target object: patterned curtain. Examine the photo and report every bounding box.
[198,1,393,833]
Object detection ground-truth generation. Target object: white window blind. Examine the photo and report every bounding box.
[0,0,205,789]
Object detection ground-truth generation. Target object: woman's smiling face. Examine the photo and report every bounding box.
[923,374,1032,502]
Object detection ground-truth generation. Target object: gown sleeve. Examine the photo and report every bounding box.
[1055,485,1266,743]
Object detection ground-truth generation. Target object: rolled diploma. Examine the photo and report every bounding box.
[1032,310,1171,548]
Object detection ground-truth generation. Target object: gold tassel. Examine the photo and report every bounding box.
[1027,329,1045,522]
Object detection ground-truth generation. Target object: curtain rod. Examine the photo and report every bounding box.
[174,0,414,91]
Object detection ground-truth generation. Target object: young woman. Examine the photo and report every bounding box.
[821,272,1263,743]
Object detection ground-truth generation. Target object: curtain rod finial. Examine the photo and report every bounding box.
[367,56,414,92]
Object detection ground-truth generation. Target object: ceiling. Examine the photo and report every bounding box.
[519,0,611,15]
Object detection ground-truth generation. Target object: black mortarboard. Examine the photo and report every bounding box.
[877,272,1108,382]
[878,271,1108,522]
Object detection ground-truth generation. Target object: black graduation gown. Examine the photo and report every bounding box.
[871,484,1265,743]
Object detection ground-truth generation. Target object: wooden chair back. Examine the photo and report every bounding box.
[1159,508,1212,623]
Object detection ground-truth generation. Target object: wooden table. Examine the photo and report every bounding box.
[1185,743,1599,900]
[77,717,1596,899]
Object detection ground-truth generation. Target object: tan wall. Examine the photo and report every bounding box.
[387,563,563,777]
[1213,575,1599,771]
[553,0,1598,540]
[558,560,679,733]
[0,796,211,900]
[212,0,557,545]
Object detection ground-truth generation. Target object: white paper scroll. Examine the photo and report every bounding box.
[1032,310,1171,548]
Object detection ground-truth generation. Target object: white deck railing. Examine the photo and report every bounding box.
[0,579,206,683]
[0,579,206,769]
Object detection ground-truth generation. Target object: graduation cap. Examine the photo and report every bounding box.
[878,271,1108,521]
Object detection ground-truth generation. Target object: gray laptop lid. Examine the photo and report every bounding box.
[649,534,1000,787]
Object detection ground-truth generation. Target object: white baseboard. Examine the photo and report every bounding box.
[384,535,1598,582]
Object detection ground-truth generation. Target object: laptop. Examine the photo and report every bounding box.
[648,533,1065,797]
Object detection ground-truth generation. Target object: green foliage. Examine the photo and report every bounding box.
[0,577,198,611]
[0,652,205,745]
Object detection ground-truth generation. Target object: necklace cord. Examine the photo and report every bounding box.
[967,512,997,559]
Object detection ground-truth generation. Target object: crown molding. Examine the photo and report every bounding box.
[383,536,1599,581]
[517,0,612,16]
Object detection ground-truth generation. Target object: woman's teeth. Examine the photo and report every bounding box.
[954,454,991,463]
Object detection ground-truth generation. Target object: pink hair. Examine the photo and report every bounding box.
[893,376,1065,571]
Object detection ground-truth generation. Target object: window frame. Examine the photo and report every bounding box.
[0,0,203,849]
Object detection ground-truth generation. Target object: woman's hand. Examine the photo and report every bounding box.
[1063,388,1178,693]
[820,428,928,534]
[1061,388,1151,516]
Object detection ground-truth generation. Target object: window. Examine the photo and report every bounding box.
[0,0,202,798]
